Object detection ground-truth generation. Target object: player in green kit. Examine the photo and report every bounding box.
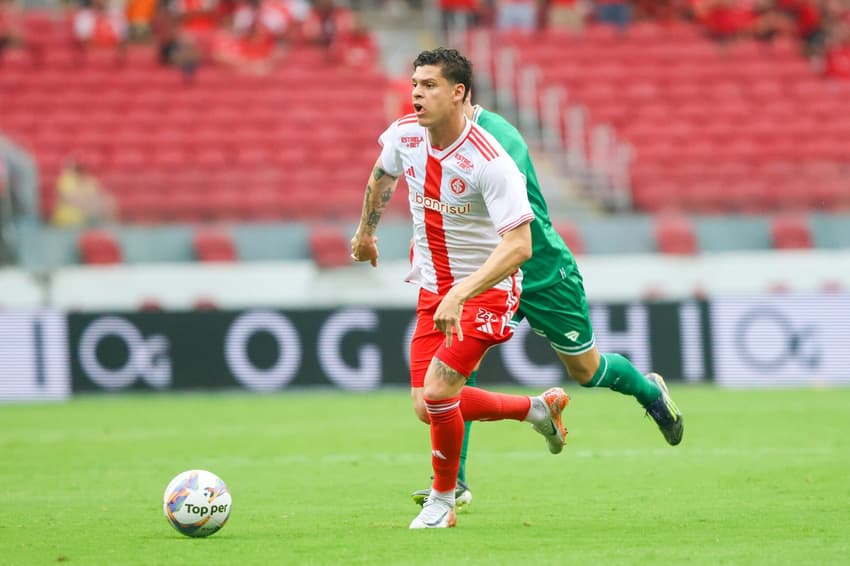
[412,100,683,509]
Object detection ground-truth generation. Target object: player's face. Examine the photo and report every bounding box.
[411,64,465,129]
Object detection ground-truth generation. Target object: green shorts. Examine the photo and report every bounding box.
[510,269,596,356]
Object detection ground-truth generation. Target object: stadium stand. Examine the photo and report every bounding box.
[78,228,123,265]
[0,10,388,226]
[3,7,850,270]
[483,21,850,214]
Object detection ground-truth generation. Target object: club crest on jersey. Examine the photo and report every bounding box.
[454,153,474,171]
[402,136,424,148]
[449,177,467,195]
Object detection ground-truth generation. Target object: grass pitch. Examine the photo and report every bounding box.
[1,385,848,565]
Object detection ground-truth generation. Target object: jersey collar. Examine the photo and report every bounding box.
[426,115,472,160]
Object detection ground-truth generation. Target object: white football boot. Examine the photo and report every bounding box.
[409,494,457,529]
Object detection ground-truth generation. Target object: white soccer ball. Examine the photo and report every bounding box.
[163,469,232,537]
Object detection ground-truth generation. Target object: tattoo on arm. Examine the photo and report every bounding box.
[372,167,397,182]
[362,168,399,229]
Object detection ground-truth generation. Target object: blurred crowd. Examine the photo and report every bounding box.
[436,0,850,78]
[3,0,850,76]
[0,0,377,75]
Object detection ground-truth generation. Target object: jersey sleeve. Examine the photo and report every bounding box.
[377,121,404,177]
[479,156,535,235]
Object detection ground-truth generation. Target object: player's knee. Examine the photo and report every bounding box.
[412,399,430,423]
[568,365,595,384]
[422,382,450,401]
[411,390,430,423]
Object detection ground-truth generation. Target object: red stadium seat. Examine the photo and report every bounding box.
[488,22,849,216]
[309,225,352,268]
[554,221,585,255]
[655,215,698,255]
[78,229,123,265]
[193,228,238,262]
[771,215,812,250]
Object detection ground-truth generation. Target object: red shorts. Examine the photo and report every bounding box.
[409,287,520,387]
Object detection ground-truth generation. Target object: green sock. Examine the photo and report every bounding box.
[581,353,661,407]
[458,370,478,484]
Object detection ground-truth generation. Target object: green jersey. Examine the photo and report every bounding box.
[472,105,577,293]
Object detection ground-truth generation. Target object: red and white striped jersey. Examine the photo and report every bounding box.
[379,114,535,295]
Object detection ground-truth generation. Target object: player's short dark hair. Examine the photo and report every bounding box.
[412,47,472,102]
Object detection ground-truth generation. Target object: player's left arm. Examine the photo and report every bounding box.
[433,221,532,344]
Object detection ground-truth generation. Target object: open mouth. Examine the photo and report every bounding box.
[413,103,424,115]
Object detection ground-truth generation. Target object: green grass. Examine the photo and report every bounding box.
[1,386,849,565]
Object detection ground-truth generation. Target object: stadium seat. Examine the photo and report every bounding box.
[309,225,352,268]
[193,228,238,262]
[491,24,850,215]
[655,215,698,255]
[192,297,220,310]
[771,215,812,250]
[78,229,123,265]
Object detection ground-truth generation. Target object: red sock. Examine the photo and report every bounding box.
[460,386,531,422]
[424,396,464,493]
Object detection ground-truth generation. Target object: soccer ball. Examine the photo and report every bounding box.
[163,469,232,537]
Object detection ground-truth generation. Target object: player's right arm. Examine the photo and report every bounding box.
[350,156,399,267]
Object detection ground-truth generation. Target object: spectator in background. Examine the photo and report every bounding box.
[52,159,117,228]
[594,0,633,28]
[632,0,688,21]
[691,0,757,40]
[823,0,850,77]
[156,0,221,73]
[232,0,304,44]
[495,0,538,30]
[824,1,850,78]
[152,0,202,76]
[328,13,377,67]
[0,133,40,227]
[169,0,220,42]
[300,0,354,48]
[73,0,129,50]
[213,18,280,73]
[824,39,850,76]
[127,0,160,39]
[437,0,480,39]
[0,0,23,61]
[545,0,589,31]
[777,0,824,53]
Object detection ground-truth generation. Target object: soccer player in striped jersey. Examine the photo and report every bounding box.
[351,47,570,529]
[410,98,684,509]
